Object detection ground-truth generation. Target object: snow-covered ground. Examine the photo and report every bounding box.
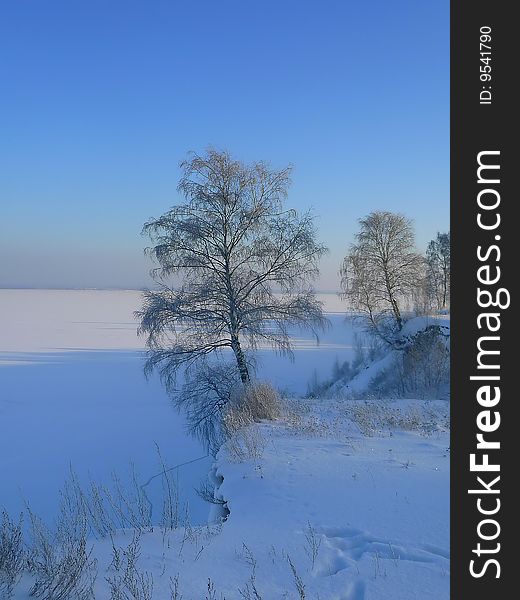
[1,290,449,599]
[19,398,446,600]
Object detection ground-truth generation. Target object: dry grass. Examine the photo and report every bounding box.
[239,382,282,422]
[0,511,25,599]
[345,400,448,437]
[221,382,281,462]
[224,382,282,436]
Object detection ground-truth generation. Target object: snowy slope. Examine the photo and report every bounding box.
[72,399,449,600]
[2,293,449,599]
[331,316,450,398]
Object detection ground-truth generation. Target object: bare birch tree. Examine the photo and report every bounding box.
[137,149,327,394]
[340,211,423,341]
[425,231,450,310]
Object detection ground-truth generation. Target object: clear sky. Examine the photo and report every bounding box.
[0,0,448,291]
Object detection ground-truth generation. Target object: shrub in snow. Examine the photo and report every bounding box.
[224,382,281,434]
[309,330,386,397]
[397,326,449,397]
[27,508,97,600]
[338,321,450,402]
[220,382,281,462]
[106,534,154,600]
[224,422,267,463]
[0,511,25,599]
[346,402,423,436]
[238,382,282,422]
[305,368,324,398]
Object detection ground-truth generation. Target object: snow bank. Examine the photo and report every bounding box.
[66,398,449,599]
[2,293,449,598]
[331,315,451,399]
[399,315,450,339]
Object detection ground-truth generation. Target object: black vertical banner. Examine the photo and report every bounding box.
[451,1,516,598]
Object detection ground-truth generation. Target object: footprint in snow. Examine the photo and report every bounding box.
[312,524,449,581]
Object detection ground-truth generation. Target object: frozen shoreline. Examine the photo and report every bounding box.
[2,290,450,598]
[0,290,357,526]
[11,397,449,599]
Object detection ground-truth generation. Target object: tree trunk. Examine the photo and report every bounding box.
[389,295,403,330]
[382,264,402,330]
[231,334,250,384]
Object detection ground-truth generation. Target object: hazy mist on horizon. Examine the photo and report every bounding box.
[0,0,449,290]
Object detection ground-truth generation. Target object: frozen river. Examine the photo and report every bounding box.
[0,289,357,525]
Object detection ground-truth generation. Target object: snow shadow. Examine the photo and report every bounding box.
[0,349,212,526]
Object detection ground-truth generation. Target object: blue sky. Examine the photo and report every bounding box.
[0,0,448,290]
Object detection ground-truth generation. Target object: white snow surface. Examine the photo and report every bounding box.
[0,290,357,524]
[83,400,448,599]
[9,398,449,600]
[0,289,346,356]
[1,290,449,599]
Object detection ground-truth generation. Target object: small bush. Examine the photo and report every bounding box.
[224,382,281,436]
[346,402,422,436]
[106,533,154,600]
[221,382,280,462]
[305,369,323,398]
[0,511,25,599]
[397,327,449,397]
[239,382,282,422]
[223,406,253,437]
[350,326,450,401]
[225,425,266,462]
[27,509,97,600]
